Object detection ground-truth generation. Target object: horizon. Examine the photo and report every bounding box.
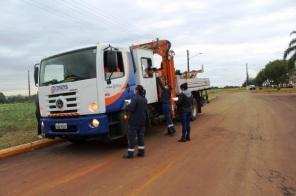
[1,0,295,96]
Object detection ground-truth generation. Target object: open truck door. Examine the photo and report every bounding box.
[131,48,158,104]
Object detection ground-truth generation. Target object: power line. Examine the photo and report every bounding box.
[57,1,117,33]
[62,0,140,37]
[24,0,142,43]
[24,0,99,30]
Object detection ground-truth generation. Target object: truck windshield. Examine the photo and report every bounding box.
[39,47,97,86]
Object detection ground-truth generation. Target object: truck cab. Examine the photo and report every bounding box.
[35,43,160,141]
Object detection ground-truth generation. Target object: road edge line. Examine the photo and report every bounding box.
[0,138,63,159]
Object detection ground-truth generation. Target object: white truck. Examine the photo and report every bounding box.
[34,39,210,142]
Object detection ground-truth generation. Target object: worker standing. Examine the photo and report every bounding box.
[123,85,148,159]
[176,83,193,142]
[156,74,176,136]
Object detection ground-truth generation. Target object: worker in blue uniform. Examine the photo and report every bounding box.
[156,75,176,136]
[123,85,148,159]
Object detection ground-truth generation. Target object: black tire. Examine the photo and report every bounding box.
[68,138,88,144]
[116,136,128,147]
[145,109,152,128]
[191,99,198,121]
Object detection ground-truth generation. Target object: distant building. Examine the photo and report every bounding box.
[289,72,296,86]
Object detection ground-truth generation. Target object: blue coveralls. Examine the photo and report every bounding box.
[126,94,148,157]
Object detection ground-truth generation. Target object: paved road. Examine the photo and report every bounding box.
[1,93,296,196]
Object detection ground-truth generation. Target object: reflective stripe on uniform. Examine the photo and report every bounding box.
[168,124,174,128]
[128,148,135,152]
[138,146,145,150]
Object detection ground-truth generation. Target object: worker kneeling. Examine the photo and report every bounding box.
[123,85,148,159]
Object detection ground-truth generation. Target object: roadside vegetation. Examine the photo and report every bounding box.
[0,102,39,150]
[244,30,296,88]
[208,87,246,100]
[253,87,296,94]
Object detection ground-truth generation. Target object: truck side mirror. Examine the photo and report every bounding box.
[105,50,117,72]
[34,64,39,86]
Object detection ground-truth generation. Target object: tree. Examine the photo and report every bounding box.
[254,69,267,87]
[254,60,289,87]
[0,92,6,104]
[283,30,296,70]
[265,60,289,86]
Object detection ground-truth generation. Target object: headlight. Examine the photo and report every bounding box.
[88,103,98,112]
[123,114,128,120]
[91,119,100,128]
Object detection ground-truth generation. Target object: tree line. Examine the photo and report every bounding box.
[0,92,36,104]
[248,30,296,87]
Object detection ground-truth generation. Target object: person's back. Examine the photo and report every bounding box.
[127,94,148,127]
[177,90,193,114]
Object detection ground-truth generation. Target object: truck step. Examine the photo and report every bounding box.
[109,121,121,126]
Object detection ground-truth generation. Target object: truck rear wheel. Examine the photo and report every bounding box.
[191,99,198,121]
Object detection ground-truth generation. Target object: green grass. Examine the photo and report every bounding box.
[207,87,296,101]
[253,87,296,94]
[207,88,246,100]
[0,102,39,150]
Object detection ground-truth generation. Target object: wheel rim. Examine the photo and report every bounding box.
[192,103,197,117]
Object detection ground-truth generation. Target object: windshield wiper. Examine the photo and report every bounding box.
[60,74,86,83]
[41,79,59,86]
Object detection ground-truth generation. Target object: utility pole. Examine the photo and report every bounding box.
[246,63,249,87]
[28,69,31,97]
[187,49,190,73]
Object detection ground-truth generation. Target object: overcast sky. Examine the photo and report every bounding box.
[0,0,295,96]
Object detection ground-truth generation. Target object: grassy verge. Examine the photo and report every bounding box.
[207,88,246,100]
[207,87,296,101]
[0,102,39,150]
[253,87,296,94]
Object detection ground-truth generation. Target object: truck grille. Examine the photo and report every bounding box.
[47,92,79,114]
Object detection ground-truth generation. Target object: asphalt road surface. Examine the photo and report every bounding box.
[1,93,296,196]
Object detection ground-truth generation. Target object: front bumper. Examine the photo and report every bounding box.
[41,114,109,138]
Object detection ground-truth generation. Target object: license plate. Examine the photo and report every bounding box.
[55,123,68,130]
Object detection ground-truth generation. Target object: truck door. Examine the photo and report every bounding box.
[132,48,158,104]
[103,47,132,112]
[96,44,106,114]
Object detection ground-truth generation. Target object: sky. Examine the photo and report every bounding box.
[0,0,295,96]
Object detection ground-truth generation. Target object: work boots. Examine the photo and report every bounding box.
[178,136,186,142]
[137,149,145,157]
[186,135,191,141]
[165,126,176,136]
[123,151,134,159]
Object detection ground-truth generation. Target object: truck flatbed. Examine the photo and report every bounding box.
[176,77,210,93]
